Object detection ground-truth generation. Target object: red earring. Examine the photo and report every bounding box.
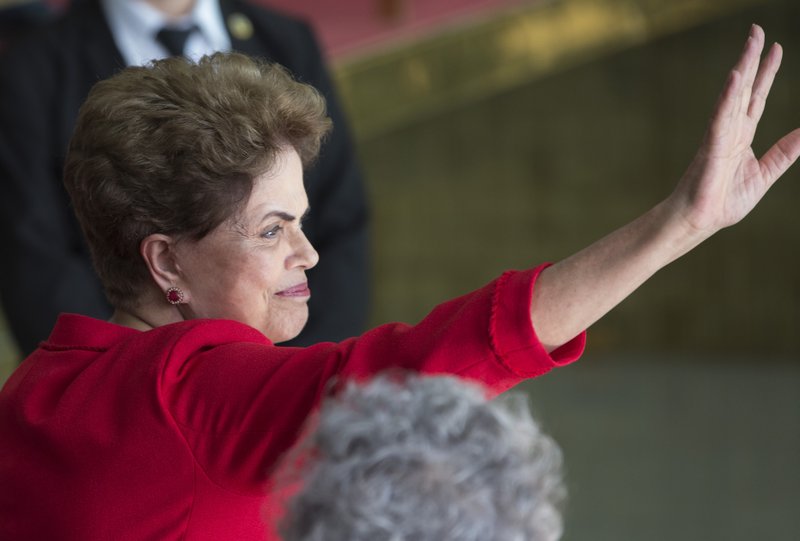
[165,287,185,305]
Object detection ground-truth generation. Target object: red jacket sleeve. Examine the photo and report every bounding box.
[162,265,585,493]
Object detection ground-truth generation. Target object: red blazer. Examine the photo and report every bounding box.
[0,267,585,540]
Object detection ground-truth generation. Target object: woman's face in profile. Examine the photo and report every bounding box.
[172,148,319,342]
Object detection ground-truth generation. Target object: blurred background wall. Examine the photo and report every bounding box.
[1,0,798,538]
[334,0,800,355]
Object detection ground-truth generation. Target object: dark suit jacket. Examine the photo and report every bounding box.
[0,0,369,354]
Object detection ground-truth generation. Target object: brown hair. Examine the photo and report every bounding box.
[64,52,331,310]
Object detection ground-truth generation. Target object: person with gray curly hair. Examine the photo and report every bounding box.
[276,374,565,541]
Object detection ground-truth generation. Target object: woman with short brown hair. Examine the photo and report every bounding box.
[65,54,330,315]
[1,26,797,541]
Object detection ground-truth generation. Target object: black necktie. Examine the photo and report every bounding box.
[155,25,196,57]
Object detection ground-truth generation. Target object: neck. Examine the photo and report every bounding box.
[110,286,189,330]
[109,309,158,331]
[143,0,197,20]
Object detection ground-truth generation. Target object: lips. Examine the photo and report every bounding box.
[275,283,311,297]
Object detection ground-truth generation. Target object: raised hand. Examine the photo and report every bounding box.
[669,24,800,236]
[531,25,800,352]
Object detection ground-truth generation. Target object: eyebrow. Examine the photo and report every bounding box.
[259,207,311,225]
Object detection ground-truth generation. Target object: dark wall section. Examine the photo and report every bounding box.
[360,0,800,354]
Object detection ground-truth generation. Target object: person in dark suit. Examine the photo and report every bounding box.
[0,0,369,354]
[0,0,54,50]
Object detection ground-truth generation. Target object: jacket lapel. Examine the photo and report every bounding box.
[79,0,127,76]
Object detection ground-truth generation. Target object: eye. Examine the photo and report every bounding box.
[261,224,283,240]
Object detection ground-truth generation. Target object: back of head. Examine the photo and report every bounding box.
[63,53,331,311]
[277,375,565,541]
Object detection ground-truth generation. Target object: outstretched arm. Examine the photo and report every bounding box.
[530,25,800,352]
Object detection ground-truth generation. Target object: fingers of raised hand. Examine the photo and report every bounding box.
[735,24,765,115]
[748,42,782,122]
[707,25,777,149]
[758,128,800,185]
[706,69,741,147]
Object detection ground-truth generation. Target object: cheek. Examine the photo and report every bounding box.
[189,256,273,315]
[225,252,281,295]
[234,257,284,318]
[227,268,274,317]
[247,249,284,289]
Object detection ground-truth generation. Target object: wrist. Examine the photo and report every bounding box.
[650,195,714,264]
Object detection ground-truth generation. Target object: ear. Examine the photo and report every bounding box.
[140,234,185,298]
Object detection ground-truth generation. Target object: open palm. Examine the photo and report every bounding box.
[672,25,800,234]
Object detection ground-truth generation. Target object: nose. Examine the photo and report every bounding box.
[287,228,319,270]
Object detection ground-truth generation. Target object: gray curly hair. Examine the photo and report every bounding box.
[276,374,566,541]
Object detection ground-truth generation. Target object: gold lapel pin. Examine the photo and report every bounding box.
[227,12,253,41]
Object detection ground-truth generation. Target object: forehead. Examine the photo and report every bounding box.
[241,148,307,219]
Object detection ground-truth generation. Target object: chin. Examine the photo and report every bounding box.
[263,310,308,344]
[270,328,303,344]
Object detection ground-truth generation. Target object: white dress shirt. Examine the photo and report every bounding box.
[101,0,232,66]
